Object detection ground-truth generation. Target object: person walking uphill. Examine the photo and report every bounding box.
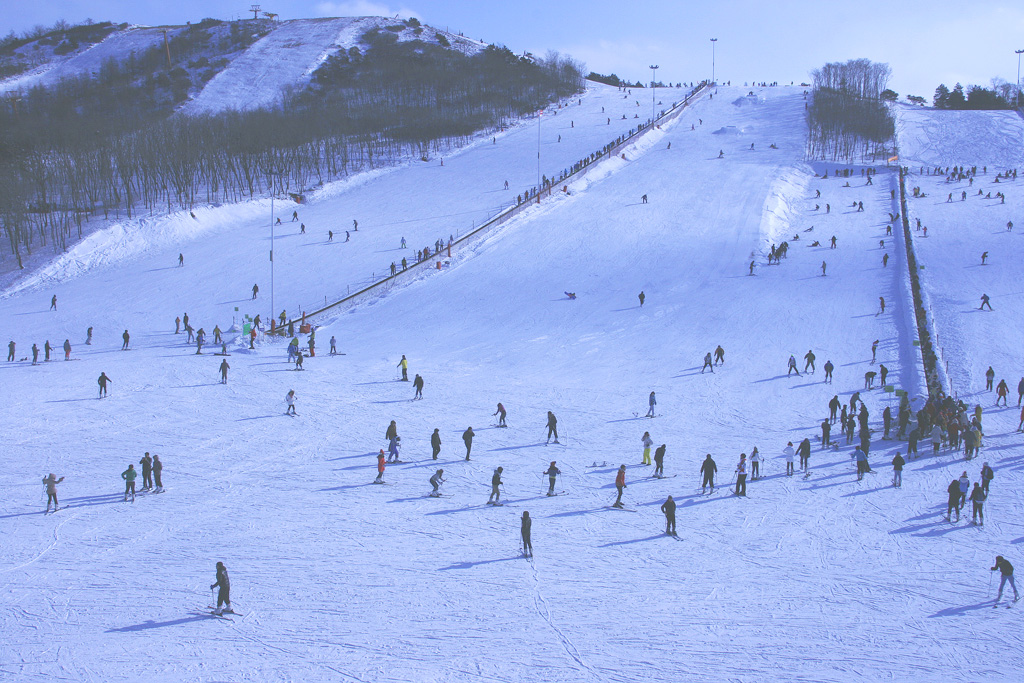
[544,462,561,496]
[700,454,717,492]
[546,411,559,444]
[521,511,533,557]
[613,465,627,508]
[661,495,677,536]
[463,427,475,460]
[488,467,504,504]
[43,473,64,512]
[122,464,137,502]
[211,562,232,615]
[991,556,1019,605]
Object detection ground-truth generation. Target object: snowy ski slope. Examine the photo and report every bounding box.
[1,87,1022,683]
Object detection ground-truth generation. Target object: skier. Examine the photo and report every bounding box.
[97,372,111,397]
[642,431,654,465]
[175,317,181,333]
[996,379,1009,406]
[375,451,386,483]
[946,478,961,521]
[413,374,424,399]
[871,339,879,362]
[735,454,748,496]
[638,291,645,306]
[43,473,64,512]
[701,352,714,373]
[429,469,445,497]
[653,444,667,478]
[714,345,725,365]
[981,462,994,494]
[121,330,130,350]
[646,391,656,417]
[661,495,677,536]
[44,340,52,362]
[387,434,400,463]
[969,483,986,525]
[979,294,992,311]
[546,411,559,444]
[50,294,57,311]
[804,349,816,373]
[749,447,762,479]
[985,366,995,391]
[1018,378,1024,406]
[294,350,304,371]
[544,461,561,495]
[878,297,885,315]
[787,355,800,376]
[990,556,1019,604]
[85,327,92,345]
[463,426,475,460]
[797,438,812,473]
[213,326,222,345]
[153,455,163,492]
[780,441,794,475]
[957,471,970,511]
[397,355,408,381]
[211,562,232,615]
[31,344,38,365]
[252,284,259,299]
[122,464,137,502]
[488,467,503,504]
[521,512,533,557]
[431,428,441,460]
[219,359,229,384]
[854,446,871,481]
[700,453,717,492]
[139,452,153,490]
[879,364,889,386]
[613,465,627,507]
[386,420,398,442]
[330,336,337,355]
[493,402,507,427]
[889,451,905,487]
[821,261,827,276]
[285,389,297,415]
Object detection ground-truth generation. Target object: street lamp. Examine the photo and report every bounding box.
[1015,49,1023,109]
[650,64,659,122]
[710,38,717,85]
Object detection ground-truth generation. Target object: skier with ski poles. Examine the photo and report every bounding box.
[990,556,1019,605]
[661,495,676,536]
[546,411,558,444]
[613,465,627,508]
[210,562,232,615]
[734,454,748,496]
[494,402,507,427]
[42,473,64,512]
[543,461,561,496]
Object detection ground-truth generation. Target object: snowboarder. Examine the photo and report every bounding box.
[431,428,441,460]
[787,355,800,376]
[211,562,232,615]
[981,252,988,265]
[544,462,561,495]
[429,469,445,496]
[521,512,533,557]
[700,453,717,492]
[139,452,153,490]
[613,465,627,507]
[375,451,386,483]
[122,464,137,502]
[546,411,558,444]
[990,556,1019,604]
[97,372,111,397]
[646,391,656,417]
[219,359,229,384]
[294,350,304,370]
[153,455,163,492]
[823,360,834,384]
[865,371,877,389]
[285,390,297,415]
[413,374,424,399]
[642,432,654,465]
[661,496,677,535]
[121,330,130,350]
[488,466,503,503]
[969,483,986,525]
[493,402,507,427]
[979,294,992,311]
[804,349,816,373]
[701,352,714,373]
[397,355,408,381]
[463,427,475,460]
[653,444,666,478]
[735,454,748,496]
[43,473,64,511]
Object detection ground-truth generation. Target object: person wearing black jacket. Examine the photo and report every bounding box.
[546,411,559,444]
[891,452,905,488]
[430,428,441,460]
[700,454,717,493]
[487,467,503,504]
[211,562,232,614]
[139,453,153,490]
[946,478,961,522]
[797,438,812,472]
[463,427,475,460]
[969,483,986,525]
[991,556,1019,604]
[543,462,561,496]
[521,512,533,557]
[661,495,677,535]
[653,444,667,478]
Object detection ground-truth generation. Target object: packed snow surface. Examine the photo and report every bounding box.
[2,85,1023,682]
[895,102,1024,169]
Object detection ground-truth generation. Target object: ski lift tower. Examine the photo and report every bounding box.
[251,4,262,20]
[1016,49,1024,110]
[650,65,659,123]
[710,38,718,85]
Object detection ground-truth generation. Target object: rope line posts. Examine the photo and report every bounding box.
[275,82,712,332]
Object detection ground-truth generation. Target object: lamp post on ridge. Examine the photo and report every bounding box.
[1016,49,1023,109]
[650,65,659,123]
[710,38,717,85]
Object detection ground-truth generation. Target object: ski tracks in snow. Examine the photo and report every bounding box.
[528,559,606,682]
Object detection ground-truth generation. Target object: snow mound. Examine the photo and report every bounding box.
[712,125,744,135]
[896,103,1024,168]
[732,94,761,107]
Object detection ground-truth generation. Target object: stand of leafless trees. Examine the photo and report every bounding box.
[806,59,895,162]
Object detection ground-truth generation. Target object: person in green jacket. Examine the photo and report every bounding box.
[122,464,137,502]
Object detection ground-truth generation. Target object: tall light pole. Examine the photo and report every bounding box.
[710,38,718,85]
[650,64,659,122]
[1016,49,1023,109]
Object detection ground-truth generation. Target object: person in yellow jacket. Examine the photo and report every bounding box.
[397,355,408,381]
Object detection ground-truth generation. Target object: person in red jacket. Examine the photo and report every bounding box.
[613,465,627,508]
[375,450,386,484]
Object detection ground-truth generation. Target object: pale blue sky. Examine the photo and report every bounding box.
[4,0,1024,100]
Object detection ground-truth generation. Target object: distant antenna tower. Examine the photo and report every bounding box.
[250,4,261,20]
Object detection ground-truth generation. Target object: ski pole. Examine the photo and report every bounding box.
[988,570,994,599]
